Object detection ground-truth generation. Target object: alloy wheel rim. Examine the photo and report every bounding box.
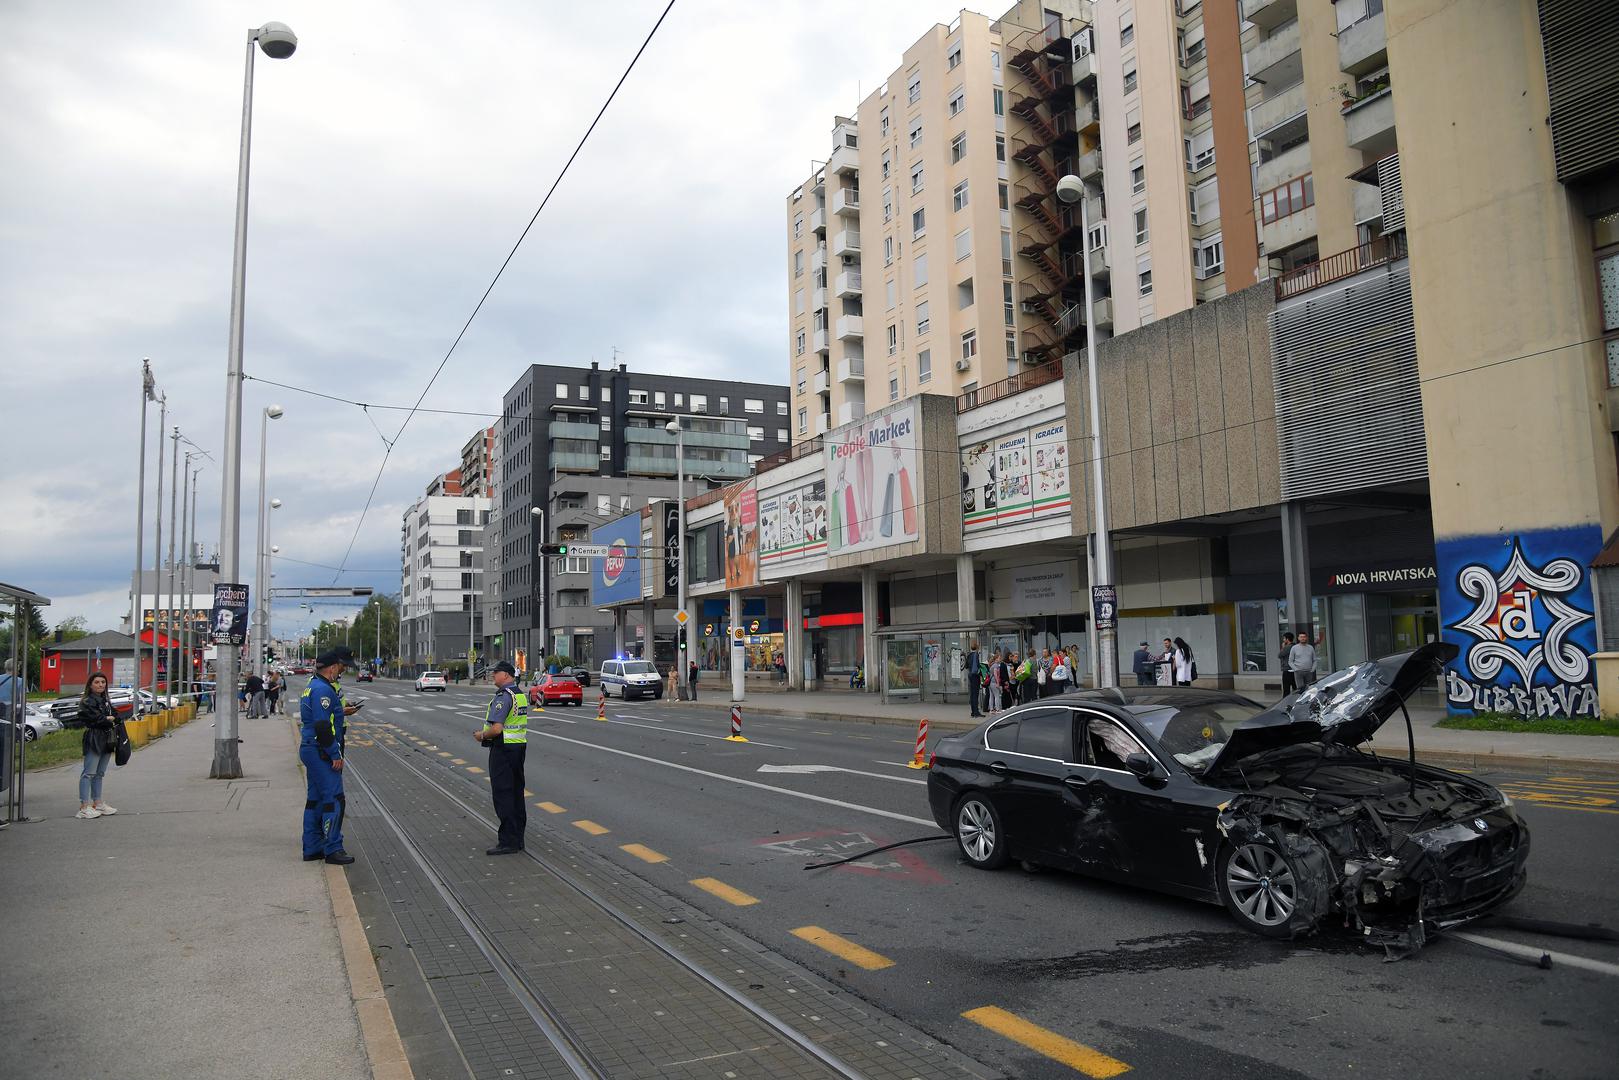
[1226,843,1297,926]
[958,800,996,862]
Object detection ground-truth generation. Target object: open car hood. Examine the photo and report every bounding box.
[1205,643,1459,776]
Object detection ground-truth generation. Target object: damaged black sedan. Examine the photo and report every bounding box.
[926,644,1528,953]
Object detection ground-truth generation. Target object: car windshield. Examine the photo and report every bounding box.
[621,661,656,675]
[1127,700,1268,775]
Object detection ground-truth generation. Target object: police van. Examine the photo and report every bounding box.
[598,658,663,700]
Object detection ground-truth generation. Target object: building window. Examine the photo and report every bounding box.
[1005,329,1017,360]
[907,73,921,105]
[1138,255,1153,296]
[916,300,930,336]
[1194,233,1224,278]
[911,161,924,194]
[992,48,1001,69]
[880,106,889,136]
[744,398,764,414]
[777,400,788,415]
[794,250,804,277]
[918,348,932,383]
[1127,121,1141,144]
[628,389,648,405]
[1185,128,1216,172]
[948,44,962,70]
[674,393,683,406]
[796,368,807,393]
[957,277,975,310]
[952,179,970,212]
[909,117,923,149]
[998,182,1009,211]
[1001,229,1012,276]
[777,427,789,441]
[555,383,569,399]
[1260,174,1314,223]
[887,323,899,355]
[881,149,891,180]
[954,227,972,261]
[886,278,897,309]
[599,446,612,460]
[654,390,666,408]
[995,134,1005,162]
[951,132,967,163]
[793,215,803,239]
[961,330,978,361]
[884,235,894,265]
[796,330,806,355]
[1120,9,1134,46]
[600,387,611,402]
[914,252,928,287]
[883,188,893,223]
[795,287,805,314]
[1003,280,1015,326]
[1179,25,1206,66]
[747,425,764,442]
[1122,67,1137,95]
[691,394,708,413]
[600,415,612,431]
[948,87,965,116]
[798,407,807,431]
[719,396,729,413]
[992,88,1004,116]
[1134,208,1149,245]
[913,208,926,237]
[1190,178,1220,225]
[1131,160,1145,194]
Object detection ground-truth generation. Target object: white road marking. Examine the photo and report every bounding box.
[598,716,795,749]
[389,707,408,714]
[531,731,936,826]
[1451,932,1619,977]
[757,763,927,785]
[616,713,663,723]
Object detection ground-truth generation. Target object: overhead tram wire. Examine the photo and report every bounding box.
[323,0,680,585]
[242,375,500,420]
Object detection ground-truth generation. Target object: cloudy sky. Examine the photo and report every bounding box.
[1,0,966,640]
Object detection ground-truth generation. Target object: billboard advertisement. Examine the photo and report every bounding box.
[758,479,828,568]
[960,420,1071,532]
[723,479,759,590]
[590,512,643,606]
[826,402,919,556]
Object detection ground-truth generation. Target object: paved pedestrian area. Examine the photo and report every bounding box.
[343,728,995,1080]
[0,712,370,1080]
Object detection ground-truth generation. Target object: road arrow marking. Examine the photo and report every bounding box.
[758,763,927,785]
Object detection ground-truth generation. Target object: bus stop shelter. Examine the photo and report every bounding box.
[2,582,51,826]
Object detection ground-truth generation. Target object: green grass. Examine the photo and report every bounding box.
[22,729,88,770]
[1437,711,1619,737]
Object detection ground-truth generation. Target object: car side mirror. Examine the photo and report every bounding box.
[1124,752,1159,780]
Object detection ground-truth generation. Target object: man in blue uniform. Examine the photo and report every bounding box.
[301,646,361,864]
[474,660,528,855]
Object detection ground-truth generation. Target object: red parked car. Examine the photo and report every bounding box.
[532,674,583,707]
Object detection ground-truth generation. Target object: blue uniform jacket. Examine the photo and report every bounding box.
[300,673,346,762]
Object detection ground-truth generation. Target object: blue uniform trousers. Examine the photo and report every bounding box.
[300,744,346,856]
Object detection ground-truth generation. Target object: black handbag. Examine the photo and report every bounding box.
[113,721,132,767]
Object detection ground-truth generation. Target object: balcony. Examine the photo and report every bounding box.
[831,229,861,257]
[1255,138,1311,195]
[1352,182,1383,226]
[810,244,827,273]
[812,369,830,395]
[1074,97,1099,134]
[813,328,829,353]
[835,314,864,340]
[1250,80,1307,140]
[834,269,863,297]
[1343,88,1396,154]
[812,288,827,313]
[1274,232,1407,301]
[1262,203,1317,258]
[1246,19,1301,87]
[832,187,861,217]
[1338,10,1388,76]
[811,412,831,438]
[809,206,827,233]
[1088,244,1109,276]
[1091,296,1114,328]
[625,424,748,451]
[837,356,865,384]
[828,143,859,176]
[1072,49,1095,85]
[551,451,599,473]
[1241,0,1297,32]
[548,420,598,440]
[837,399,867,425]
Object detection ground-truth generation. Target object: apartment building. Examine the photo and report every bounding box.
[482,422,503,661]
[496,361,790,665]
[399,483,491,673]
[459,426,496,499]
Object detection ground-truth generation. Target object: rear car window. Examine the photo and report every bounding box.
[985,717,1019,751]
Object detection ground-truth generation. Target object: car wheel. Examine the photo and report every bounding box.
[954,794,1009,870]
[1216,832,1329,939]
[24,726,38,742]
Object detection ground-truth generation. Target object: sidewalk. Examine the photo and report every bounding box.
[675,686,1619,774]
[0,711,376,1080]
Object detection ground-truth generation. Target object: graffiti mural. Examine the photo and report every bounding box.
[1437,525,1601,719]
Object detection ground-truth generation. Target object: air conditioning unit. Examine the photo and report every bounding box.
[955,357,973,371]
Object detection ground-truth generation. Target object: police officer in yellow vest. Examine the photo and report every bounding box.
[473,660,528,855]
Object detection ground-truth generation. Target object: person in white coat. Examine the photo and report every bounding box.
[1172,637,1196,686]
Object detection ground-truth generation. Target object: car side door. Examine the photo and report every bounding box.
[977,708,1078,862]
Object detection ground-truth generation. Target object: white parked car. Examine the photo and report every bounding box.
[414,671,447,693]
[20,705,63,741]
[599,659,662,700]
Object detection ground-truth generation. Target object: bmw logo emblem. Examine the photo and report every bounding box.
[1473,818,1488,832]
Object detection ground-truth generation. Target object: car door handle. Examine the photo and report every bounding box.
[1063,775,1088,789]
[988,761,1009,774]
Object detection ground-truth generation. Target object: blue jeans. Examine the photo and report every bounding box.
[80,749,112,803]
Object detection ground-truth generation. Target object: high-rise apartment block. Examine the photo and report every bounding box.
[399,478,491,672]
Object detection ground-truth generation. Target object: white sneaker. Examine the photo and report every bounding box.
[75,807,102,819]
[93,804,118,816]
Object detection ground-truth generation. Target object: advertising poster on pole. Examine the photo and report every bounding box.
[211,583,249,646]
[826,402,919,556]
[724,479,759,589]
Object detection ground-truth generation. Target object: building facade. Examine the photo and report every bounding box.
[460,426,496,499]
[496,361,790,667]
[399,486,491,673]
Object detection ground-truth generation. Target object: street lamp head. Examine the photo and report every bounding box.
[1055,174,1084,205]
[271,545,280,554]
[270,498,282,510]
[265,404,284,419]
[530,506,543,517]
[665,419,681,436]
[255,22,298,60]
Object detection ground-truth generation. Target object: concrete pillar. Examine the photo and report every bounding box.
[1280,501,1312,638]
[785,578,805,690]
[955,553,977,622]
[613,608,626,658]
[729,590,745,702]
[640,598,655,661]
[860,567,879,694]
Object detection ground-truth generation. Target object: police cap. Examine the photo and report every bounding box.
[316,646,356,668]
[491,660,517,676]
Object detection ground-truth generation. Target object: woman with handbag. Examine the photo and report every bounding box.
[76,672,120,820]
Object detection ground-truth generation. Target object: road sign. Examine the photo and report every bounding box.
[732,627,745,643]
[674,609,689,625]
[566,544,612,558]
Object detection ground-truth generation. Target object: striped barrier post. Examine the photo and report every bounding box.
[724,702,748,743]
[905,716,931,769]
[596,688,608,722]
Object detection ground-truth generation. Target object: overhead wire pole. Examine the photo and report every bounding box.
[131,360,156,689]
[149,394,166,701]
[167,427,180,700]
[178,453,193,703]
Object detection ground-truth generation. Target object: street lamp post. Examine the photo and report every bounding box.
[213,21,296,780]
[1056,172,1116,689]
[184,458,201,704]
[664,419,695,695]
[131,360,156,688]
[178,452,196,703]
[253,405,283,679]
[531,506,547,671]
[148,394,166,701]
[166,426,180,700]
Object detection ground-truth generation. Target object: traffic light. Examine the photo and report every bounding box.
[539,543,569,556]
[678,637,688,651]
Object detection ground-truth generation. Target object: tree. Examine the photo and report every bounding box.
[0,603,53,689]
[347,594,401,668]
[55,615,91,642]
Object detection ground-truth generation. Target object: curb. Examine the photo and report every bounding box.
[327,862,414,1080]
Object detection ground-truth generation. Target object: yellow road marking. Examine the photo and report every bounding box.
[536,801,567,814]
[451,758,466,765]
[620,843,668,864]
[572,819,610,835]
[524,789,535,797]
[437,751,452,757]
[962,1006,1131,1078]
[466,766,484,774]
[689,878,759,907]
[790,926,894,971]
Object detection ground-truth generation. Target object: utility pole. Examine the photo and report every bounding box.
[166,427,180,701]
[178,454,192,703]
[132,360,156,689]
[149,395,166,701]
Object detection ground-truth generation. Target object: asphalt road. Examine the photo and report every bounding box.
[346,680,1619,1079]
